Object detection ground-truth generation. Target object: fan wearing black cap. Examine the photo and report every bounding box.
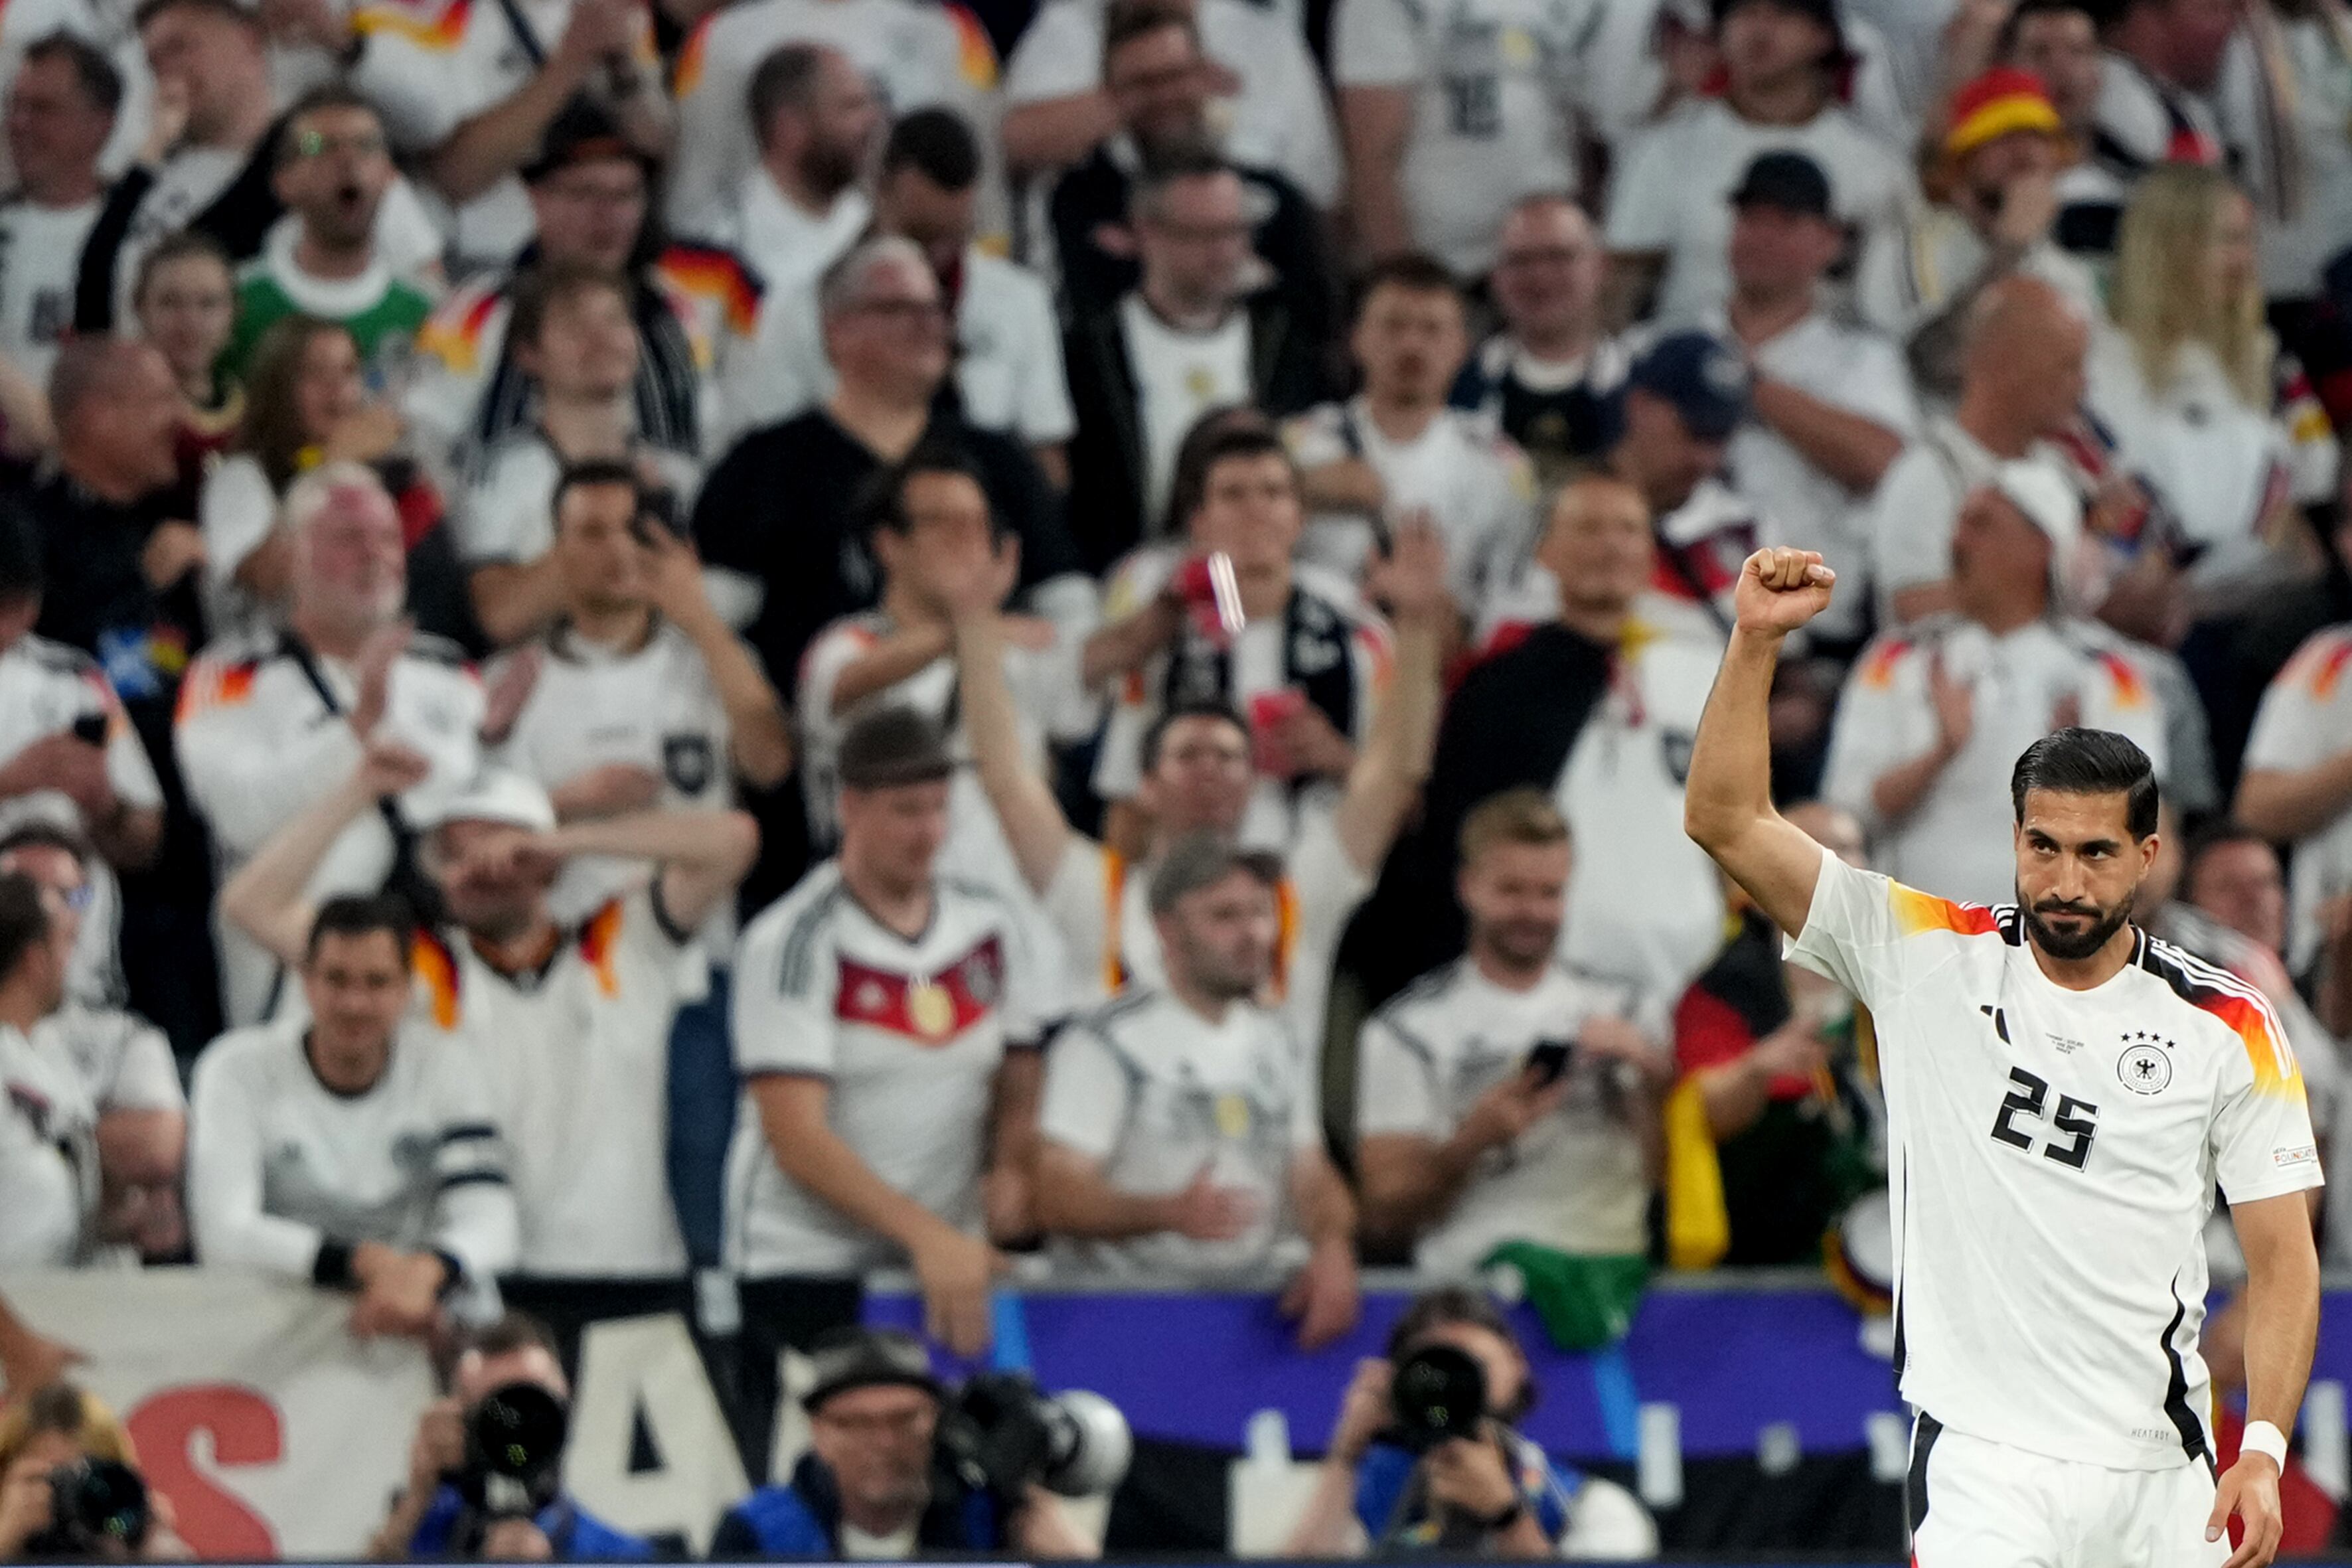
[1709,149,1918,655]
[712,1328,1097,1559]
[1032,833,1362,1346]
[728,706,1060,1360]
[1597,329,1767,637]
[1602,0,1914,329]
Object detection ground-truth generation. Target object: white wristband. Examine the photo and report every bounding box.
[2241,1419,2290,1470]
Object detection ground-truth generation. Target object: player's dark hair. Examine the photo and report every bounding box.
[135,0,261,35]
[0,506,43,607]
[131,228,232,312]
[21,31,123,116]
[882,108,980,191]
[551,458,643,525]
[1129,143,1235,224]
[2000,0,2098,53]
[508,259,629,353]
[305,894,416,965]
[1386,1286,1537,1422]
[1140,702,1249,773]
[2010,728,2159,840]
[0,872,51,982]
[0,822,90,870]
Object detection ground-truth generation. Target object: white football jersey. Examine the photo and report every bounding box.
[2243,625,2352,975]
[1788,846,2324,1470]
[187,1016,517,1285]
[1038,988,1319,1281]
[727,863,1054,1277]
[413,888,693,1277]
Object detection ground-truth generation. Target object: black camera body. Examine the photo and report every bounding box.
[456,1382,570,1526]
[23,1458,150,1559]
[934,1373,1131,1502]
[1388,1344,1488,1453]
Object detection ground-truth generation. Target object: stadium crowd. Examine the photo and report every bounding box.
[0,0,2347,1552]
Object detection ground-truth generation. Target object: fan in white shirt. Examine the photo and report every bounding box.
[1034,834,1361,1345]
[1288,255,1538,625]
[1825,463,2169,909]
[1711,149,1919,649]
[491,463,793,939]
[1332,0,1603,275]
[2,826,183,1261]
[730,108,1075,475]
[1865,275,2089,629]
[0,872,97,1268]
[0,37,117,391]
[189,894,518,1338]
[2236,625,2352,979]
[729,707,1059,1356]
[1603,0,1913,327]
[666,0,996,241]
[1002,0,1339,208]
[453,265,703,649]
[957,454,1451,1064]
[1356,789,1672,1277]
[690,44,880,303]
[218,744,759,1283]
[1690,542,2319,1568]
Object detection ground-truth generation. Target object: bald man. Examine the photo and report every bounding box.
[1452,196,1631,489]
[1864,276,2089,627]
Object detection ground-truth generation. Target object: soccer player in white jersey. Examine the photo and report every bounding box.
[189,894,518,1340]
[1034,834,1360,1347]
[730,706,1059,1358]
[1685,544,2323,1568]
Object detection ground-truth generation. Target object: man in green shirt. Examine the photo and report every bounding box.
[222,85,437,384]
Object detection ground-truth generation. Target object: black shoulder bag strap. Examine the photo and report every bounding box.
[282,633,446,927]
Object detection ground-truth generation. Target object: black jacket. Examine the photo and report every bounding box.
[1061,291,1333,572]
[76,118,288,332]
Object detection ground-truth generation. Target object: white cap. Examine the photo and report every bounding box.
[1988,458,2083,563]
[407,767,557,834]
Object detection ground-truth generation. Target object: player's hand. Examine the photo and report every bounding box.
[911,1225,1006,1356]
[1733,548,1834,637]
[406,1397,466,1497]
[1927,651,1974,761]
[2210,1452,2284,1568]
[479,645,542,745]
[1158,1162,1263,1241]
[1280,1236,1361,1351]
[1458,1067,1570,1153]
[1327,1358,1393,1463]
[1423,1431,1519,1521]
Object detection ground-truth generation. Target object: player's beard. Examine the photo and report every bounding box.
[2020,888,2137,961]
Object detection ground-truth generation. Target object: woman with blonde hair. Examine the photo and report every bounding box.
[2086,162,2339,601]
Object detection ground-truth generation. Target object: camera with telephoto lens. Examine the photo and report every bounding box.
[1389,1344,1488,1454]
[22,1459,150,1559]
[456,1382,570,1525]
[934,1373,1133,1502]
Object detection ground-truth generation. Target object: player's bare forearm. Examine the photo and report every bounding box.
[2236,754,2352,845]
[832,624,954,714]
[752,1075,968,1253]
[2233,1190,2321,1435]
[1685,628,1818,934]
[1357,1132,1479,1243]
[1291,1150,1357,1249]
[1030,1144,1178,1238]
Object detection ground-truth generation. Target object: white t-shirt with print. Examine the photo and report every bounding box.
[1332,0,1603,275]
[1358,957,1662,1268]
[726,862,1055,1276]
[1121,295,1254,530]
[1040,987,1320,1280]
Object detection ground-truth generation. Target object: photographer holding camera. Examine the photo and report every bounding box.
[1283,1289,1654,1560]
[0,1384,179,1561]
[711,1329,1102,1560]
[368,1313,651,1562]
